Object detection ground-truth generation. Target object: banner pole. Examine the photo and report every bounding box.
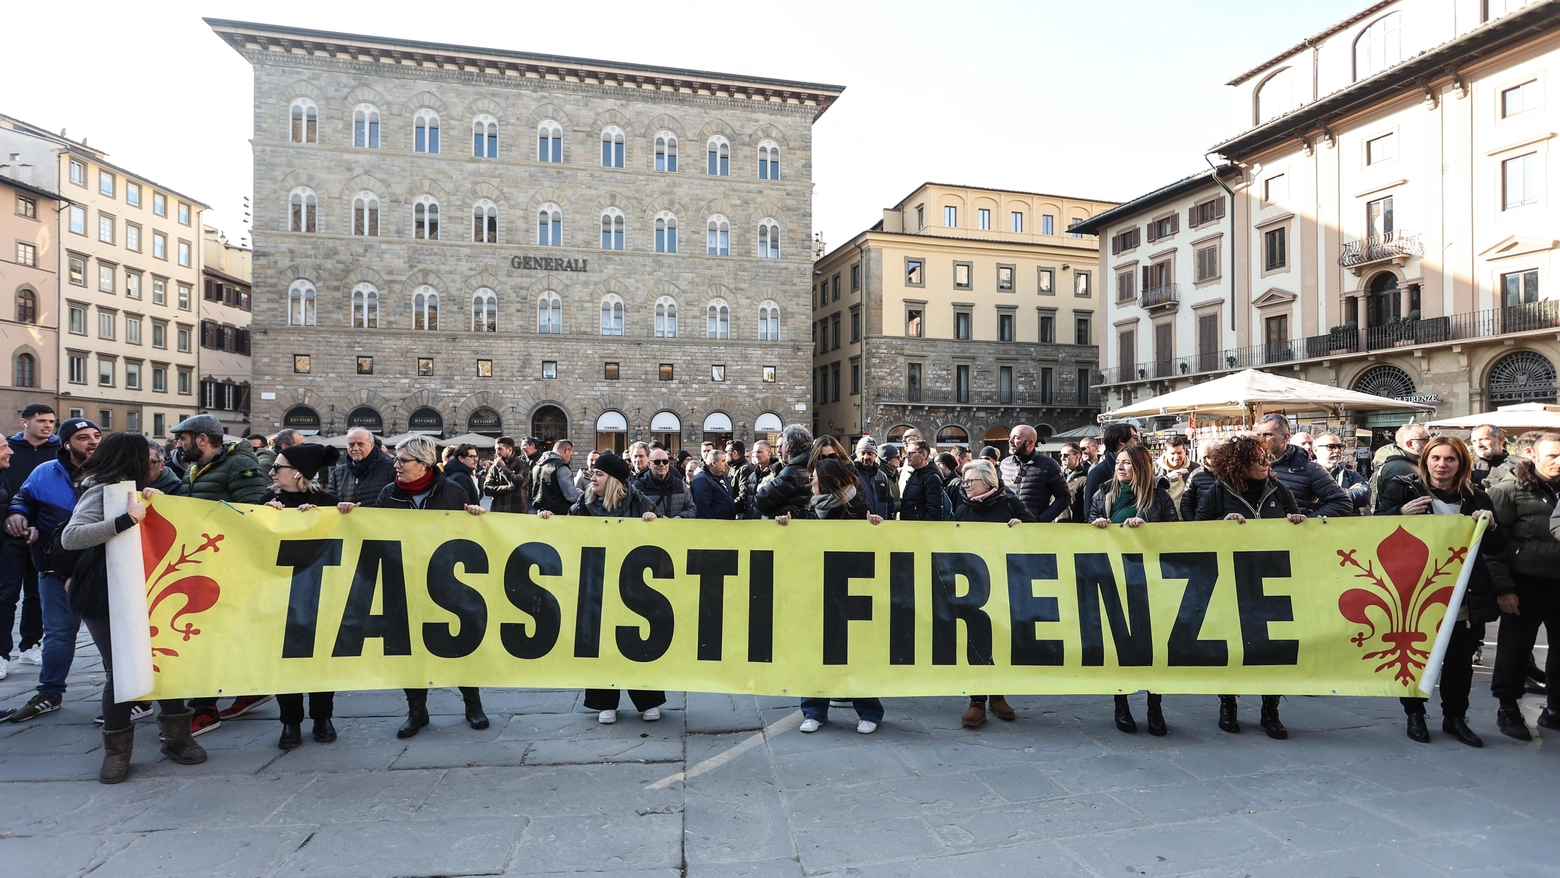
[1416,516,1488,697]
[106,481,156,701]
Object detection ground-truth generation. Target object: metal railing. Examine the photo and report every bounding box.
[876,389,1096,408]
[1140,283,1180,310]
[1340,230,1423,269]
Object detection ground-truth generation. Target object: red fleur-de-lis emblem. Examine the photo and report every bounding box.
[139,505,224,672]
[1337,526,1467,685]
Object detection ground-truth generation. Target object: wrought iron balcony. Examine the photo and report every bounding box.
[1140,283,1180,311]
[1340,230,1423,274]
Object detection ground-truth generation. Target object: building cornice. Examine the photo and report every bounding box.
[206,18,846,122]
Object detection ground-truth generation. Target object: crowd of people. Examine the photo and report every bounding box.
[0,402,1553,785]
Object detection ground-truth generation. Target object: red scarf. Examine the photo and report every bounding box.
[396,469,436,494]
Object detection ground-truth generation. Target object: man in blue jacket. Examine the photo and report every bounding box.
[3,417,100,723]
[1,404,57,677]
[691,449,737,520]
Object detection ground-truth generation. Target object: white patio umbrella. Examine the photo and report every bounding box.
[379,432,425,447]
[1427,403,1560,431]
[1102,369,1436,423]
[437,432,497,449]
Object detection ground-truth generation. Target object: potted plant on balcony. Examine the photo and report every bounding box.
[1387,315,1417,347]
[1328,322,1357,355]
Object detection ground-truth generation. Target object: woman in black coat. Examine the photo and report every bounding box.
[348,436,487,738]
[539,452,664,724]
[952,459,1033,729]
[1087,445,1177,736]
[1194,435,1305,739]
[1376,436,1501,747]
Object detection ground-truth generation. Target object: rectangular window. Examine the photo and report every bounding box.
[944,206,957,227]
[152,366,166,392]
[153,413,164,437]
[978,208,991,230]
[659,363,674,381]
[1503,153,1539,209]
[831,313,841,349]
[98,263,115,292]
[1039,311,1055,343]
[152,278,166,305]
[1042,214,1055,235]
[98,311,115,339]
[98,358,114,386]
[538,360,557,379]
[1117,270,1135,303]
[99,170,114,197]
[850,359,860,395]
[713,364,727,382]
[1078,368,1092,404]
[152,322,166,348]
[604,362,620,380]
[126,223,140,252]
[1010,211,1023,233]
[418,357,435,377]
[832,275,841,301]
[1075,315,1091,345]
[954,310,971,340]
[851,263,860,291]
[178,369,191,395]
[126,316,141,344]
[907,362,922,402]
[1070,219,1084,238]
[1195,244,1220,281]
[906,258,924,286]
[99,410,113,431]
[955,364,971,403]
[1036,367,1050,405]
[1366,133,1396,165]
[1075,270,1091,297]
[953,262,972,289]
[357,356,373,375]
[829,363,839,401]
[1119,330,1136,379]
[70,160,85,186]
[997,265,1014,291]
[293,354,310,374]
[1264,315,1290,361]
[1038,267,1054,295]
[68,255,86,286]
[1502,80,1537,117]
[68,354,86,384]
[69,205,85,235]
[1502,269,1540,306]
[177,241,191,267]
[1191,196,1226,226]
[126,273,141,299]
[98,214,114,244]
[477,359,493,378]
[1154,322,1174,377]
[998,312,1015,342]
[178,203,190,225]
[178,285,191,310]
[763,365,776,383]
[126,182,141,207]
[68,306,86,334]
[153,233,166,260]
[153,193,166,217]
[906,307,923,337]
[850,307,861,342]
[16,194,37,218]
[1264,174,1287,202]
[16,242,35,266]
[177,327,190,352]
[1264,227,1288,270]
[125,361,141,389]
[1198,312,1221,372]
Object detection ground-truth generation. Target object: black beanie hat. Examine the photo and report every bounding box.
[278,443,338,482]
[593,452,633,485]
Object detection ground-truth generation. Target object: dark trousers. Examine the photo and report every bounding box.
[277,692,335,724]
[1492,579,1560,707]
[584,689,665,712]
[969,695,1004,703]
[0,538,42,655]
[403,686,481,708]
[81,615,185,730]
[1402,618,1482,718]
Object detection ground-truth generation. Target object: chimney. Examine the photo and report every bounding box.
[882,209,903,234]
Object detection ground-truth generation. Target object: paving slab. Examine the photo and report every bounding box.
[507,812,681,874]
[105,827,314,877]
[279,816,526,877]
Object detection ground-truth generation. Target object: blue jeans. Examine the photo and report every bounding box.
[800,697,884,724]
[36,573,81,697]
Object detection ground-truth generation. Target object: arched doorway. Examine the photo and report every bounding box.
[1365,272,1401,328]
[345,406,381,434]
[531,405,568,448]
[935,424,968,449]
[1489,350,1557,405]
[595,411,627,454]
[408,407,444,435]
[282,405,320,434]
[703,412,733,449]
[887,424,914,444]
[1353,364,1416,400]
[466,407,503,436]
[983,425,1009,456]
[754,412,783,446]
[650,411,681,456]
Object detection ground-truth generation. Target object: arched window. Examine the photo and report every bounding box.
[537,120,562,163]
[655,296,678,338]
[655,211,678,253]
[14,352,36,388]
[707,215,730,256]
[288,280,316,326]
[413,109,440,153]
[1255,68,1294,125]
[412,286,440,331]
[758,140,780,180]
[707,298,730,339]
[289,98,318,144]
[600,208,625,250]
[352,191,380,236]
[537,203,562,246]
[537,292,562,334]
[758,219,780,259]
[472,114,499,158]
[413,195,440,240]
[758,300,780,341]
[289,187,317,233]
[1489,350,1557,404]
[351,283,379,329]
[707,135,730,176]
[600,294,625,336]
[353,103,380,149]
[16,287,38,324]
[471,288,497,333]
[655,131,678,172]
[1354,13,1401,81]
[601,126,625,168]
[472,199,498,243]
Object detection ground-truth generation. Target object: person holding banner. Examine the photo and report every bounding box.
[1089,444,1178,736]
[952,458,1034,729]
[345,435,489,738]
[57,431,207,783]
[778,457,886,733]
[1376,436,1500,747]
[1195,435,1306,739]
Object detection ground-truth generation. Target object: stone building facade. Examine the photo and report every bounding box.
[811,183,1111,453]
[200,226,253,436]
[210,19,843,454]
[2,172,61,421]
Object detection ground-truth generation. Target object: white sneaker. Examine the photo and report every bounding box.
[857,720,878,734]
[598,709,617,724]
[0,657,7,679]
[799,718,821,733]
[828,700,851,708]
[18,647,41,665]
[640,707,660,722]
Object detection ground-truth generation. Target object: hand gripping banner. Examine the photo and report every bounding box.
[106,492,1485,702]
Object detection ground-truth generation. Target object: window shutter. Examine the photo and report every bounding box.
[1170,213,1179,234]
[1188,206,1197,226]
[1111,233,1122,255]
[1146,222,1158,244]
[1215,196,1226,219]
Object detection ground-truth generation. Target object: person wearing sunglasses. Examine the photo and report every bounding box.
[1368,423,1430,510]
[1313,433,1368,513]
[634,450,697,518]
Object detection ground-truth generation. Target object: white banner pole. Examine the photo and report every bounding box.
[105,481,155,702]
[1416,516,1488,697]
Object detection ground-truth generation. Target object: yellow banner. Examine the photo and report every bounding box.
[117,496,1482,700]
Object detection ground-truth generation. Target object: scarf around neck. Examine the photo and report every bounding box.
[396,468,436,495]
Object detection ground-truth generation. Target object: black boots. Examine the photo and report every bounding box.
[1145,693,1167,737]
[279,723,303,750]
[313,718,337,743]
[1113,695,1137,734]
[461,687,489,730]
[399,689,430,739]
[1442,716,1483,747]
[1259,695,1287,740]
[99,727,135,784]
[1498,700,1532,740]
[1217,695,1240,733]
[1537,707,1560,731]
[1405,713,1430,743]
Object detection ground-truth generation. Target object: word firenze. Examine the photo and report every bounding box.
[510,255,590,272]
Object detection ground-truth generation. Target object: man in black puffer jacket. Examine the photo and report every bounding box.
[899,441,945,521]
[998,424,1071,522]
[1254,414,1352,517]
[754,424,812,520]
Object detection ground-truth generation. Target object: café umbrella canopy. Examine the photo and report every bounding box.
[1427,402,1560,431]
[1101,369,1435,423]
[437,433,497,449]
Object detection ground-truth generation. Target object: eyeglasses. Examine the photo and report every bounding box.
[269,464,294,473]
[1404,437,1429,445]
[818,452,839,459]
[651,459,671,466]
[394,456,419,466]
[1315,443,1342,450]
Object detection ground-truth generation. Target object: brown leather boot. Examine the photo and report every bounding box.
[158,711,209,765]
[961,701,986,728]
[99,727,135,784]
[988,696,1017,721]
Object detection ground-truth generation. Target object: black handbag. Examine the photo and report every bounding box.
[66,543,110,619]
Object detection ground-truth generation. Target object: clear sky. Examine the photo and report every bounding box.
[2,0,1367,251]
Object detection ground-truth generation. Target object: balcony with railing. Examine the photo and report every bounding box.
[1140,283,1180,312]
[1340,230,1423,274]
[876,388,1099,408]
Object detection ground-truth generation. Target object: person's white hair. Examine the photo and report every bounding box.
[396,434,440,467]
[961,459,999,492]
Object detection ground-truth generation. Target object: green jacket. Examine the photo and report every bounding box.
[1487,460,1560,593]
[877,462,902,515]
[173,441,270,504]
[150,465,182,494]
